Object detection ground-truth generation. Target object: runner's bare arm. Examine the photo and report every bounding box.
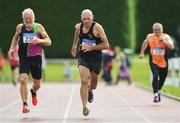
[32,24,51,46]
[71,24,80,57]
[91,24,110,51]
[9,24,22,51]
[39,24,51,46]
[160,35,174,50]
[139,34,149,58]
[8,24,22,59]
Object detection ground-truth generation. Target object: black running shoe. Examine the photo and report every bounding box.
[153,96,159,103]
[88,90,94,103]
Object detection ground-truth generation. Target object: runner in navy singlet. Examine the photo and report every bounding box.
[71,9,110,116]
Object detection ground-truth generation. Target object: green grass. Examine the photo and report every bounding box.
[131,55,150,83]
[0,63,12,82]
[162,85,180,97]
[45,64,80,82]
[45,64,63,82]
[1,56,180,98]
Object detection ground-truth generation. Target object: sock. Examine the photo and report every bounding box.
[23,102,28,106]
[154,92,158,97]
[31,88,36,96]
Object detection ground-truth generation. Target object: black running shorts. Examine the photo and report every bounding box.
[19,55,42,79]
[78,57,102,75]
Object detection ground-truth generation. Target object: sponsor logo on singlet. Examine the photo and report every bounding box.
[23,33,37,43]
[153,47,165,55]
[88,34,93,39]
[82,39,96,46]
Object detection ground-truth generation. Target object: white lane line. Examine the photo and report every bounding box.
[110,91,152,123]
[119,97,152,123]
[62,84,77,123]
[0,99,21,112]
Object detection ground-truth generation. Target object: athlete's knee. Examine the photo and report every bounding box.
[81,80,89,85]
[19,76,28,85]
[81,76,90,85]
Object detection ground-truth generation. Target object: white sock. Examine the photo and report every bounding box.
[154,92,158,97]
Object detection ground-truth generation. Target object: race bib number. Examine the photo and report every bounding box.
[153,48,165,55]
[23,33,37,43]
[82,39,96,46]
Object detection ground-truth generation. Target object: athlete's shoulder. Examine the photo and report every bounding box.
[94,22,104,32]
[17,23,23,27]
[163,33,171,38]
[34,22,41,26]
[148,33,154,37]
[35,23,46,32]
[16,23,23,29]
[147,33,154,38]
[145,33,153,42]
[75,23,81,29]
[35,23,44,28]
[16,23,23,33]
[94,22,103,28]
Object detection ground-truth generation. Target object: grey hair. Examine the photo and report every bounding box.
[22,8,35,20]
[152,22,163,30]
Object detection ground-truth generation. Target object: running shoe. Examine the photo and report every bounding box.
[153,96,159,103]
[83,107,90,116]
[88,90,94,103]
[22,105,30,113]
[30,88,37,106]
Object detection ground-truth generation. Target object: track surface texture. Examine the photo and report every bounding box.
[0,82,180,123]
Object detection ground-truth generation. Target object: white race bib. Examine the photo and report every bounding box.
[23,33,37,43]
[82,39,96,46]
[153,48,165,55]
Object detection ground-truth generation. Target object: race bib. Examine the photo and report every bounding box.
[23,33,37,43]
[153,48,165,55]
[82,39,96,46]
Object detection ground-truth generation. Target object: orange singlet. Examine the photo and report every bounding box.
[148,33,167,68]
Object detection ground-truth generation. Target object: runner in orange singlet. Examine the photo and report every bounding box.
[139,23,174,103]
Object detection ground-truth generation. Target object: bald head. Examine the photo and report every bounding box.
[81,9,94,20]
